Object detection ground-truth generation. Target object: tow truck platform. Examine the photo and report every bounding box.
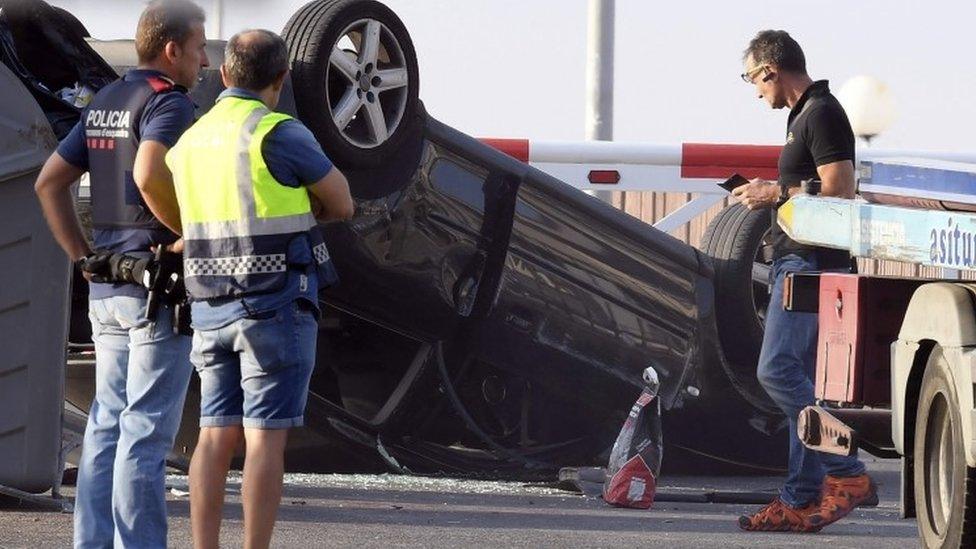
[778,159,976,271]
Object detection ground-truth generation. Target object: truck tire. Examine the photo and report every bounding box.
[914,345,976,548]
[282,0,419,169]
[699,204,775,409]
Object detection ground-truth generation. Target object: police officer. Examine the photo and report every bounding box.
[165,29,352,549]
[33,2,208,547]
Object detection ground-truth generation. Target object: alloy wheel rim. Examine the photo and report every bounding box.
[326,18,409,148]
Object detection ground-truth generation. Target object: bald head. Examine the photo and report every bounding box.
[223,29,289,91]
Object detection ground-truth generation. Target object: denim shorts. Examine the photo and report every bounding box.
[191,300,318,429]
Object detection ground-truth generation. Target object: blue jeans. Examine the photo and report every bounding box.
[191,300,318,429]
[757,253,865,507]
[74,296,192,549]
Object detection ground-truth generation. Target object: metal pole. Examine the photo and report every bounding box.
[585,0,614,203]
[211,0,223,40]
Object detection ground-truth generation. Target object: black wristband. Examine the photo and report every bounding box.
[776,184,791,207]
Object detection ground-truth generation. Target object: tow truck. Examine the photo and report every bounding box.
[778,159,976,547]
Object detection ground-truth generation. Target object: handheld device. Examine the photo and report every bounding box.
[718,173,750,193]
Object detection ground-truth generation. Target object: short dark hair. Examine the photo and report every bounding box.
[223,29,289,91]
[743,30,807,74]
[135,0,206,64]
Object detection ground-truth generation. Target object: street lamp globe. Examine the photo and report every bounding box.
[837,75,896,145]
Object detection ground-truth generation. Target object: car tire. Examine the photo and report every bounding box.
[283,0,419,169]
[913,345,976,548]
[699,203,775,408]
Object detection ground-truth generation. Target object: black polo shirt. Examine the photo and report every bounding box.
[772,80,854,268]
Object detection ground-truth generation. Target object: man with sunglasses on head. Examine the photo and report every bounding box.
[732,30,875,533]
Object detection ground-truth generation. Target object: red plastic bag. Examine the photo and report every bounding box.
[603,368,663,509]
[604,452,658,508]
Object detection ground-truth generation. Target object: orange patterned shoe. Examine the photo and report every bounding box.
[807,474,878,530]
[737,498,821,532]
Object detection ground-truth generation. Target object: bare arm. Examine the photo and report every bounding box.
[307,166,354,222]
[133,140,182,234]
[816,159,856,198]
[731,159,856,210]
[34,152,90,261]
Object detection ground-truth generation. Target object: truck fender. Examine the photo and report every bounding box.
[892,282,976,467]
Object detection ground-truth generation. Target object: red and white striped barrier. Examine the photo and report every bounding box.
[479,138,976,233]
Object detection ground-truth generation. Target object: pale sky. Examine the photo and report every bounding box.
[50,0,974,151]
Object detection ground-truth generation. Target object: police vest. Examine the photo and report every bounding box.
[86,73,184,230]
[166,96,339,300]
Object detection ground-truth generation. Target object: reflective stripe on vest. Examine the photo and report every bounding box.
[183,241,330,278]
[184,253,286,277]
[167,96,336,296]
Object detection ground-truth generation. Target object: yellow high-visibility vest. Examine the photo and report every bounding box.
[167,95,334,299]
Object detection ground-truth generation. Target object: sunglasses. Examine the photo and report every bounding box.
[740,65,767,84]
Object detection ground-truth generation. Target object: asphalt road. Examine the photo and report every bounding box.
[0,458,919,548]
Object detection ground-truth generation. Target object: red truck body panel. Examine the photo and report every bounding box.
[815,274,927,406]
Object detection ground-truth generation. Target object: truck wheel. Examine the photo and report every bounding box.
[282,0,419,169]
[699,204,775,409]
[913,345,976,548]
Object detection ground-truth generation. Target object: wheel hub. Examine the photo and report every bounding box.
[326,18,410,148]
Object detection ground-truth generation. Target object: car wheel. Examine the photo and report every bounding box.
[283,0,419,169]
[699,203,776,409]
[913,345,976,548]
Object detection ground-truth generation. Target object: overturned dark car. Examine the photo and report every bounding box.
[2,0,786,480]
